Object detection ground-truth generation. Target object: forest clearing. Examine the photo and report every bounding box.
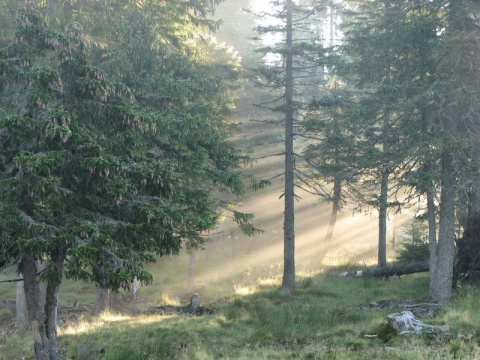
[1,256,480,360]
[2,0,480,358]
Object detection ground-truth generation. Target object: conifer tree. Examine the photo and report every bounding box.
[0,3,255,358]
[340,0,480,301]
[253,0,328,292]
[337,0,440,268]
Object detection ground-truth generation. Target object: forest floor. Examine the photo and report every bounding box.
[1,263,480,360]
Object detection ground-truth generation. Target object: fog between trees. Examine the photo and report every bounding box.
[1,1,480,359]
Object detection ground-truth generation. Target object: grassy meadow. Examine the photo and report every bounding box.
[1,252,480,360]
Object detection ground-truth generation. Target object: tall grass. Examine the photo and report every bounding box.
[62,274,480,359]
[1,259,480,359]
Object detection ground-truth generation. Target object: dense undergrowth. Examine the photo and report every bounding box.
[1,259,480,359]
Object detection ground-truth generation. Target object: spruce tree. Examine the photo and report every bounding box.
[253,0,329,292]
[0,3,254,358]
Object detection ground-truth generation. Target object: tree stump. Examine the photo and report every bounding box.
[387,311,449,335]
[189,293,200,312]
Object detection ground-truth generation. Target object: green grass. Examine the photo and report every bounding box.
[1,259,480,360]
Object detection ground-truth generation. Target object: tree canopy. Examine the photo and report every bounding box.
[0,2,259,358]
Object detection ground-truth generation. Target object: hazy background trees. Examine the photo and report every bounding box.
[242,0,480,302]
[1,2,480,358]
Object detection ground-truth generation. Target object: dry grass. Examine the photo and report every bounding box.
[1,254,480,359]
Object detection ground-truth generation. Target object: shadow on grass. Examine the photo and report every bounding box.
[56,270,457,360]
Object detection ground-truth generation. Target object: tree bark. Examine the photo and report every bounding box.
[36,260,48,312]
[378,165,389,268]
[22,256,62,360]
[430,141,456,303]
[16,263,48,330]
[429,1,464,301]
[378,59,391,268]
[95,262,111,315]
[95,288,111,315]
[427,186,438,297]
[16,276,29,329]
[281,0,296,293]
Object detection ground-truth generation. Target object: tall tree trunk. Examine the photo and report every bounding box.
[282,0,295,293]
[36,260,48,312]
[16,276,29,329]
[430,0,465,302]
[378,165,389,268]
[44,247,63,356]
[95,288,111,315]
[430,149,456,302]
[95,262,111,315]
[377,19,393,266]
[455,92,480,284]
[431,76,458,302]
[427,186,438,296]
[22,256,62,360]
[17,262,48,329]
[378,64,391,268]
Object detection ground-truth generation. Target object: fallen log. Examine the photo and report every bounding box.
[339,261,429,278]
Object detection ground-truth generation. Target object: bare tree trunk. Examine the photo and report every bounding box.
[430,1,464,302]
[16,276,29,329]
[430,149,455,302]
[431,73,457,302]
[95,288,111,315]
[427,186,438,297]
[455,73,480,284]
[22,256,62,360]
[17,261,49,330]
[281,0,295,293]
[36,260,48,312]
[378,73,391,268]
[95,262,111,315]
[378,167,389,268]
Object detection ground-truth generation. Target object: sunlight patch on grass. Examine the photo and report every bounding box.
[256,276,280,287]
[233,282,257,295]
[98,312,131,322]
[59,312,176,336]
[155,291,182,306]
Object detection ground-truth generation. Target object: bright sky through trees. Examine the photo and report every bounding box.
[251,0,343,65]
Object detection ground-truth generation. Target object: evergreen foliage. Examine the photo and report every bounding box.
[395,221,430,264]
[0,3,258,357]
[252,0,332,291]
[0,0,257,285]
